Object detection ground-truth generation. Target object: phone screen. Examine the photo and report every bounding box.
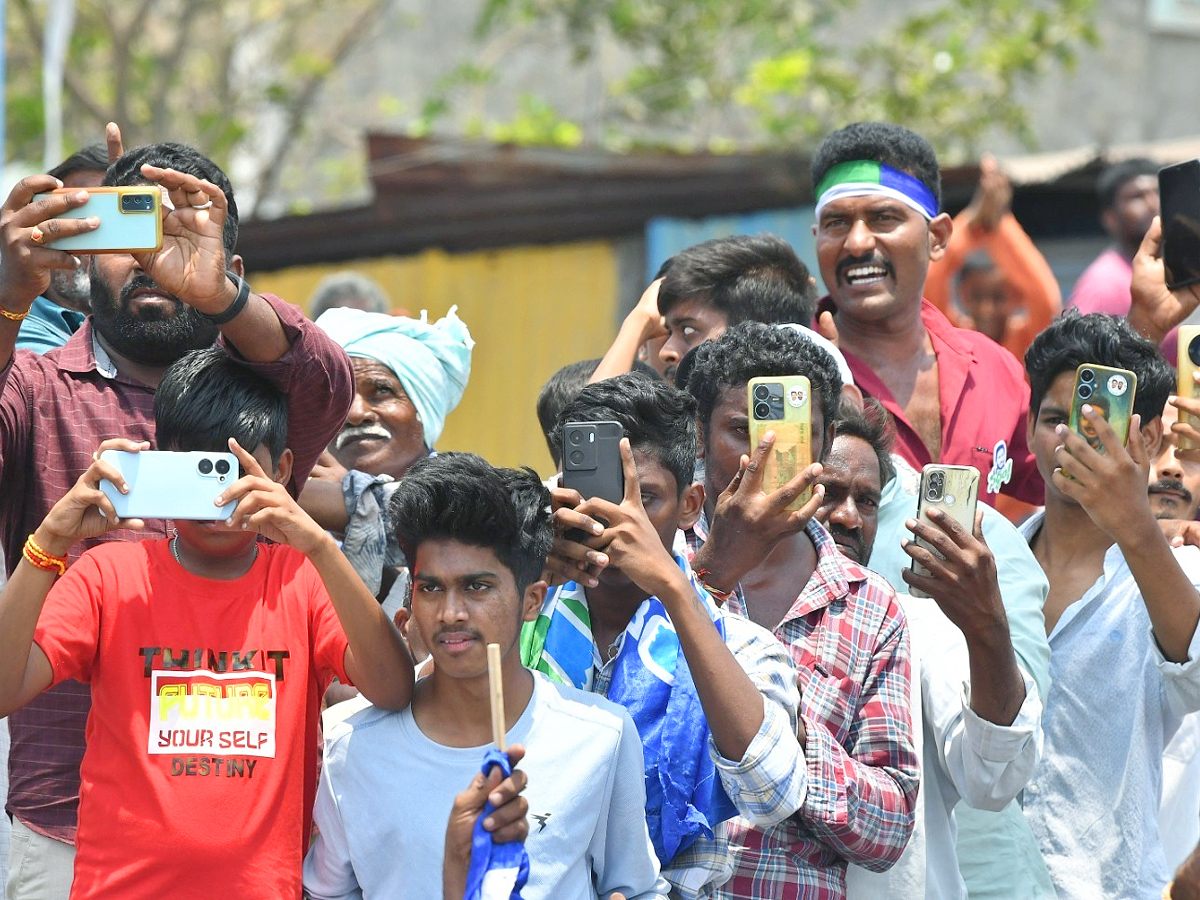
[1160,160,1200,291]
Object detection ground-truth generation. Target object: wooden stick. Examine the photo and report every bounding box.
[487,643,506,751]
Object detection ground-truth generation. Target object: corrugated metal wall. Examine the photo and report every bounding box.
[254,241,621,476]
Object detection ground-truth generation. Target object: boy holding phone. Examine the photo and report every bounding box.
[0,347,418,898]
[1022,311,1200,898]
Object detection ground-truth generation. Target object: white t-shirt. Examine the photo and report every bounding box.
[303,671,669,900]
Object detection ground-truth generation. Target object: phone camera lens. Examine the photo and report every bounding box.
[1077,383,1093,400]
[568,450,585,467]
[1188,336,1200,368]
[215,459,231,475]
[753,384,772,401]
[198,459,214,475]
[754,401,772,419]
[568,430,583,446]
[1079,368,1095,383]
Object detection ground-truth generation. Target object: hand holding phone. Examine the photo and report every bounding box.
[908,464,980,599]
[31,187,162,254]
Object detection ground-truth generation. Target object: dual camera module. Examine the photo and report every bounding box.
[197,457,232,482]
[753,383,784,420]
[1076,366,1096,401]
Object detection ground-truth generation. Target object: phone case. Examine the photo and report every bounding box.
[1178,326,1200,451]
[909,464,980,598]
[561,421,624,505]
[747,375,812,511]
[1069,364,1137,454]
[33,187,162,253]
[1160,160,1200,291]
[98,450,237,520]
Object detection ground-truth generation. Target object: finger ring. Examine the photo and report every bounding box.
[30,228,44,244]
[189,200,213,210]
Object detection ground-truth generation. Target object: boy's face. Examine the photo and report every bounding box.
[410,539,544,680]
[1028,371,1088,505]
[596,447,702,587]
[660,299,728,383]
[174,444,286,558]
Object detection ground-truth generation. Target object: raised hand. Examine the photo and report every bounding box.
[0,176,94,312]
[217,439,325,555]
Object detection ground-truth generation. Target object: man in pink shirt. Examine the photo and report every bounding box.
[1068,158,1160,317]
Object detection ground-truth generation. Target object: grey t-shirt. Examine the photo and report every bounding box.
[303,672,670,900]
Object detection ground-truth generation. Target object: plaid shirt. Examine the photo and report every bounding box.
[686,518,918,900]
[0,295,353,840]
[591,550,804,900]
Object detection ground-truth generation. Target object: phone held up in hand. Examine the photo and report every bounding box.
[31,187,163,254]
[909,464,980,599]
[1068,363,1137,453]
[747,375,813,511]
[98,450,237,521]
[1160,159,1200,292]
[561,421,624,505]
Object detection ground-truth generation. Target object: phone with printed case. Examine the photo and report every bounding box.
[747,375,812,511]
[909,464,979,599]
[1069,364,1137,453]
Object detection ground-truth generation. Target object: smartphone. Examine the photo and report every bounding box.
[909,464,980,598]
[1179,326,1200,451]
[561,421,624,505]
[748,375,812,511]
[98,450,237,520]
[32,187,162,253]
[1069,364,1137,453]
[1160,160,1200,292]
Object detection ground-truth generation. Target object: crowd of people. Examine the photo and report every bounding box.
[0,118,1199,900]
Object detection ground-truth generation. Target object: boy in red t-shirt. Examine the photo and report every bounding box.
[0,347,418,899]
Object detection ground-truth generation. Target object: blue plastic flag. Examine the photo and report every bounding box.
[462,747,529,900]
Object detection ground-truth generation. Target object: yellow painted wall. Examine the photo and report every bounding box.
[253,241,620,476]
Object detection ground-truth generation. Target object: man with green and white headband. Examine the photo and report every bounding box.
[810,122,1043,510]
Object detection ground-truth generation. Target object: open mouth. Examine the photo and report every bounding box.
[843,264,890,287]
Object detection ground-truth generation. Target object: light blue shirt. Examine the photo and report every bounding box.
[14,295,85,355]
[864,456,1054,900]
[1019,510,1200,899]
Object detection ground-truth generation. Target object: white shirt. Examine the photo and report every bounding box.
[1160,712,1200,872]
[1020,511,1200,899]
[303,672,670,900]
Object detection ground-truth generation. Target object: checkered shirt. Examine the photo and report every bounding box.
[686,517,918,900]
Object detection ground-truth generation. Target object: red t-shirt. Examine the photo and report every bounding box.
[33,539,350,899]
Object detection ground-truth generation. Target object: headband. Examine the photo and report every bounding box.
[814,160,939,221]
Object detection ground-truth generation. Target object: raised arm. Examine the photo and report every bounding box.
[590,280,667,383]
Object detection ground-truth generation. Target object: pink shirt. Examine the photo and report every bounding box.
[1067,248,1133,316]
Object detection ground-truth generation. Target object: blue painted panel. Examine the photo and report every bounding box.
[645,206,818,285]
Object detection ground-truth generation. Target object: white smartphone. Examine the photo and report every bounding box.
[909,464,979,599]
[98,450,237,520]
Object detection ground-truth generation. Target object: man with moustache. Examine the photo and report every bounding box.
[301,306,474,614]
[1149,399,1200,523]
[15,145,108,354]
[0,138,352,899]
[811,122,1042,508]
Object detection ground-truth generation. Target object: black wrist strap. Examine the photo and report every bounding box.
[202,271,251,325]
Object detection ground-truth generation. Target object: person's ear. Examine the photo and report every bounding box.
[1100,208,1119,240]
[677,481,705,531]
[695,417,706,461]
[273,447,294,486]
[522,580,548,623]
[393,606,411,638]
[928,212,953,262]
[1141,414,1165,460]
[229,253,245,279]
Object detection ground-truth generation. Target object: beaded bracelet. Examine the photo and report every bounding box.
[23,535,66,577]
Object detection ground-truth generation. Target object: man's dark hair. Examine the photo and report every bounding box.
[389,453,553,595]
[1025,310,1172,424]
[812,122,942,211]
[655,234,817,327]
[956,250,997,286]
[551,372,697,495]
[537,359,662,465]
[106,142,238,258]
[155,347,287,464]
[48,144,108,182]
[1096,158,1158,211]
[683,322,843,457]
[835,396,896,486]
[308,271,391,320]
